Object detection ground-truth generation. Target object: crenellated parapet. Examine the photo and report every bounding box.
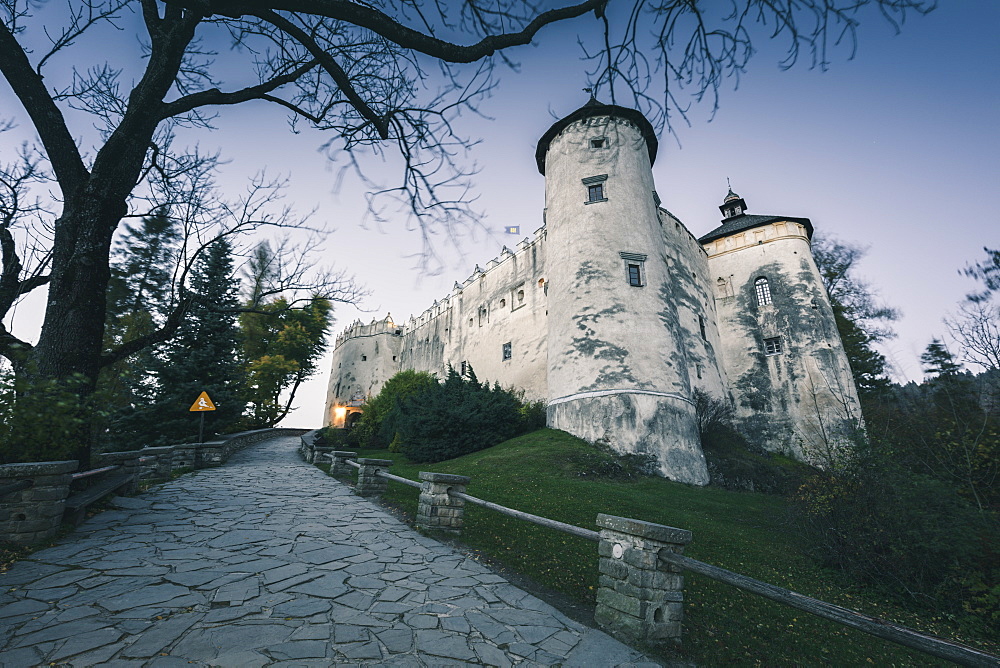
[332,226,547,349]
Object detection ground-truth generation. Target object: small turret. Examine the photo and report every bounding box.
[719,187,748,220]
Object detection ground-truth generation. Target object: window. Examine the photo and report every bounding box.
[517,289,525,303]
[582,174,608,204]
[698,315,707,340]
[460,361,468,376]
[499,298,506,308]
[590,137,605,148]
[763,337,782,355]
[619,252,647,288]
[502,342,512,361]
[361,355,367,361]
[627,264,642,287]
[754,277,772,306]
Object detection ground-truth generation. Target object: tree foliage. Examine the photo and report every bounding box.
[353,369,438,449]
[811,234,899,402]
[142,238,246,443]
[947,248,1000,372]
[240,296,332,428]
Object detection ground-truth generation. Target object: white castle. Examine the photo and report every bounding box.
[324,98,861,485]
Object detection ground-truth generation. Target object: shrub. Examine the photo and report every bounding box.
[353,370,436,448]
[795,444,993,614]
[394,366,522,463]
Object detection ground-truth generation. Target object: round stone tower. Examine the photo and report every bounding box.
[537,98,708,485]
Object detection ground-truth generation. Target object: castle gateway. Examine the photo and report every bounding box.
[325,99,861,485]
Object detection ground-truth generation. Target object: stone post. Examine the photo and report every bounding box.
[595,513,692,645]
[355,458,392,497]
[416,472,470,534]
[328,451,358,476]
[0,461,78,545]
[312,445,334,465]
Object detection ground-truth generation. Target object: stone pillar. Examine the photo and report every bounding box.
[355,458,392,497]
[416,472,470,534]
[595,513,692,645]
[328,451,358,476]
[95,451,143,494]
[312,445,334,465]
[0,461,78,546]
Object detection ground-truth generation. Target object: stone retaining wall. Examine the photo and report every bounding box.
[0,460,79,545]
[1,427,311,546]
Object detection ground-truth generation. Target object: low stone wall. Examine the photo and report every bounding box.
[0,460,79,546]
[1,427,311,546]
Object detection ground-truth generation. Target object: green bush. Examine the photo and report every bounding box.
[394,366,522,463]
[353,370,437,448]
[795,445,994,615]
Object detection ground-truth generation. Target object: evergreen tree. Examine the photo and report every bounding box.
[812,234,899,405]
[142,238,246,443]
[97,213,182,450]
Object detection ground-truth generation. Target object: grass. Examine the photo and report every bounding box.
[332,429,998,666]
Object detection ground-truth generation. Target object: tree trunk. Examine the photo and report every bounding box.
[25,195,123,467]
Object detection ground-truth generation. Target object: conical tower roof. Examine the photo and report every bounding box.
[534,97,657,174]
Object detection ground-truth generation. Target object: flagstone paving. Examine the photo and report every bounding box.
[0,435,657,667]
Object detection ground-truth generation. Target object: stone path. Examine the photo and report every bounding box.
[0,436,656,667]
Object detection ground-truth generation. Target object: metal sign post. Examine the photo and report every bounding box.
[189,391,217,444]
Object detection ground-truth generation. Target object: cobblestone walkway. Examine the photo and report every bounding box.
[0,436,656,667]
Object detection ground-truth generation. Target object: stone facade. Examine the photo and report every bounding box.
[325,99,862,483]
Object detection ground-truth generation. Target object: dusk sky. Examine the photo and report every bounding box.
[2,1,998,427]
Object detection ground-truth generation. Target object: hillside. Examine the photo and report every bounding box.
[331,429,998,666]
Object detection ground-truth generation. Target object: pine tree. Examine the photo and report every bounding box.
[142,238,246,444]
[97,213,182,450]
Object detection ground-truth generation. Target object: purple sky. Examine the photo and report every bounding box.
[2,2,998,427]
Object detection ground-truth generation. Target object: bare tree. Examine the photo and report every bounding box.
[0,0,932,461]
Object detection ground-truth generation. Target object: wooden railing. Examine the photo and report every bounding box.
[322,450,999,667]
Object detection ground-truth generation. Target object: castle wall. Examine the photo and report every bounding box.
[704,221,862,462]
[657,208,730,401]
[324,101,862,482]
[324,232,549,426]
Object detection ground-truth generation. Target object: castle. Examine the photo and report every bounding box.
[324,98,862,485]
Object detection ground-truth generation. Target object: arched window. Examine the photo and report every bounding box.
[754,277,772,306]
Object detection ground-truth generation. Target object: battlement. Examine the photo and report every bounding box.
[333,225,546,350]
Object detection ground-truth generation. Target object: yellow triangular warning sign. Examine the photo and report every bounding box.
[189,391,217,412]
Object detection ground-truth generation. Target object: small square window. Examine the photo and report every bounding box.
[502,342,512,361]
[699,315,707,340]
[763,337,782,355]
[588,183,604,202]
[361,355,367,361]
[590,137,605,148]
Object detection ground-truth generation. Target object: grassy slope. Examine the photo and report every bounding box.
[338,429,997,666]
